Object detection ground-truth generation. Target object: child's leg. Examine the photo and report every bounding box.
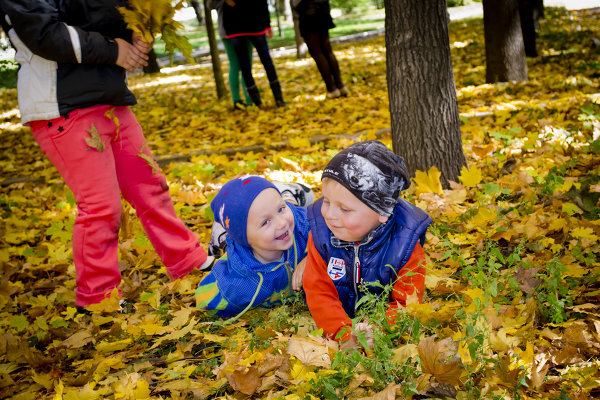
[31,106,124,307]
[243,39,254,104]
[249,34,278,83]
[223,38,242,103]
[230,36,256,89]
[109,107,208,280]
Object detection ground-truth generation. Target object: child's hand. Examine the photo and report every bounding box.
[132,32,153,54]
[115,38,148,72]
[265,28,274,39]
[355,322,375,348]
[292,257,307,291]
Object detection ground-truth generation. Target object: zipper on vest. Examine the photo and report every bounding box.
[353,243,360,307]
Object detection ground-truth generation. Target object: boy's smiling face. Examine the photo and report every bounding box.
[321,178,388,242]
[246,188,295,263]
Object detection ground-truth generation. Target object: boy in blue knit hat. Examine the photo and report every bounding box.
[196,176,311,318]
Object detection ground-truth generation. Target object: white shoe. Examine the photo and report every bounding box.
[326,89,341,99]
[273,181,315,207]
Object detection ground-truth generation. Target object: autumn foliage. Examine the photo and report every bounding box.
[1,7,599,400]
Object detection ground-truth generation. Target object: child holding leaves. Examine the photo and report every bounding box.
[2,0,212,308]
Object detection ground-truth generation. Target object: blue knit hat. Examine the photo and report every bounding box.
[210,176,279,248]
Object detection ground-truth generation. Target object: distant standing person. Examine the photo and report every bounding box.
[209,0,253,110]
[223,0,286,108]
[293,0,348,99]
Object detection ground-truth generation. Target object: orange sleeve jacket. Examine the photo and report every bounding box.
[303,232,426,341]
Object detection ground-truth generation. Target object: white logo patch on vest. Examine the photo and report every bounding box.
[327,257,346,281]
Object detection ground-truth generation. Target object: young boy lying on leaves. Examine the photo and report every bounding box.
[303,140,432,349]
[196,176,311,319]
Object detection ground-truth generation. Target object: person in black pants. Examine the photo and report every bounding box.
[223,0,286,108]
[294,0,347,99]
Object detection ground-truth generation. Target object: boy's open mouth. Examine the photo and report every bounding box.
[275,230,290,241]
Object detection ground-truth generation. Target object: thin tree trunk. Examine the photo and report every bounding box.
[518,0,538,57]
[483,0,528,82]
[203,0,227,98]
[385,0,466,188]
[290,0,307,59]
[274,0,283,37]
[143,49,161,74]
[190,1,204,26]
[280,0,292,22]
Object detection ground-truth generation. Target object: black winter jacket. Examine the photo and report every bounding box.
[222,0,271,38]
[1,0,136,124]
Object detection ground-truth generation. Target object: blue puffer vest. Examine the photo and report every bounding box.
[307,198,432,318]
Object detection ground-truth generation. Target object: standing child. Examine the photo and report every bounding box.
[222,0,286,107]
[303,141,432,348]
[2,0,212,308]
[209,0,253,110]
[196,176,310,318]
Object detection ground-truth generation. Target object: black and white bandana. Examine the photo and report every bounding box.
[322,140,410,217]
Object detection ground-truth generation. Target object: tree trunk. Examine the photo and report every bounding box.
[385,0,466,188]
[280,0,292,22]
[190,1,204,26]
[143,49,161,74]
[483,0,528,82]
[518,0,544,57]
[203,0,227,98]
[290,0,307,59]
[274,0,283,37]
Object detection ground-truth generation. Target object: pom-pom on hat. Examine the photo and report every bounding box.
[210,176,278,248]
[321,140,411,217]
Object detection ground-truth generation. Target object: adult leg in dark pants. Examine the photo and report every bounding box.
[304,31,346,96]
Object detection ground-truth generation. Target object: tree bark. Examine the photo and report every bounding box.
[143,49,161,74]
[203,0,227,98]
[483,0,528,82]
[280,0,292,22]
[385,0,466,188]
[290,0,307,59]
[518,0,544,57]
[190,1,204,26]
[274,0,283,37]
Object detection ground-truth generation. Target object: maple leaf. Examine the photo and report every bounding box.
[414,166,443,195]
[85,123,105,152]
[286,337,332,368]
[104,108,121,142]
[417,336,463,386]
[459,165,482,187]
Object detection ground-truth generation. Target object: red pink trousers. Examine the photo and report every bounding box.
[30,105,207,306]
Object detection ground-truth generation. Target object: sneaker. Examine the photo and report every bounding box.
[273,181,315,207]
[338,86,349,97]
[233,100,247,111]
[198,255,216,271]
[326,89,341,99]
[208,221,228,258]
[117,299,135,314]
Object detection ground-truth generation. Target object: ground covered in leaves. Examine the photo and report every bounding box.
[1,7,600,400]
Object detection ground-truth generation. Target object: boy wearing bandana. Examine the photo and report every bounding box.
[303,140,432,348]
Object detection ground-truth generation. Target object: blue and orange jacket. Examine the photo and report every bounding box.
[303,197,431,340]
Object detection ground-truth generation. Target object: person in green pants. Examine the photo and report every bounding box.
[210,0,253,110]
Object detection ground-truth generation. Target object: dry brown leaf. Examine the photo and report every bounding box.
[417,335,463,386]
[286,337,332,368]
[85,122,105,152]
[62,330,95,349]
